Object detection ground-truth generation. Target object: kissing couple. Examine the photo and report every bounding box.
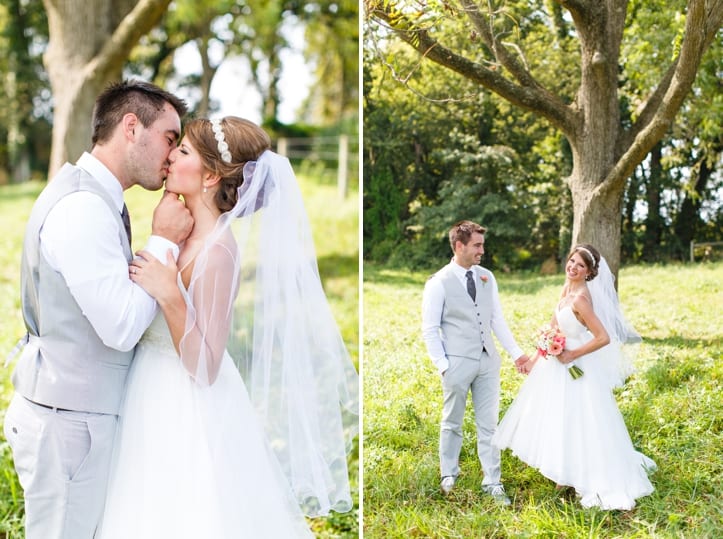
[4,79,358,538]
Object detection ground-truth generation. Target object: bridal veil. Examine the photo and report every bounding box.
[178,149,359,516]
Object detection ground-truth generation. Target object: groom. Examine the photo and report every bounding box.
[3,80,193,539]
[422,220,528,505]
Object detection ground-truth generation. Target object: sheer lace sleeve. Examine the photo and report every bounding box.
[174,150,358,517]
[179,235,239,385]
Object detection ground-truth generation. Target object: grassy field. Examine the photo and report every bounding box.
[363,262,722,538]
[0,176,359,538]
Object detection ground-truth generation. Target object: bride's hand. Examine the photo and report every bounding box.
[556,350,575,364]
[129,249,178,303]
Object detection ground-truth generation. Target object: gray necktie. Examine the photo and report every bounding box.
[466,270,476,301]
[121,203,132,245]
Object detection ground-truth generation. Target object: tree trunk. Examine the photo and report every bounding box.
[196,35,218,118]
[673,142,721,258]
[5,0,39,183]
[642,143,664,261]
[569,176,625,277]
[565,1,626,275]
[42,0,172,178]
[621,170,639,260]
[262,53,282,125]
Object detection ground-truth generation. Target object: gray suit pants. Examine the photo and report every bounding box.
[3,394,118,539]
[439,352,502,485]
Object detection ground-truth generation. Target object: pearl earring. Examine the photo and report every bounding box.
[203,186,207,193]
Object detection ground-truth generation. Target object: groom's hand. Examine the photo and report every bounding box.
[152,191,193,244]
[514,354,531,374]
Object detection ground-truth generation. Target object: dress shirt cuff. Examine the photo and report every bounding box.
[433,355,449,375]
[144,235,180,265]
[507,345,524,362]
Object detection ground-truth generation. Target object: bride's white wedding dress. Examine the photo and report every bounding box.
[493,306,656,510]
[98,310,313,538]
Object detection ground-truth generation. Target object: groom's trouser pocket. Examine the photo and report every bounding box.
[4,394,44,492]
[3,394,117,539]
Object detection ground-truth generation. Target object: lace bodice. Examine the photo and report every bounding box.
[138,312,175,351]
[138,276,187,353]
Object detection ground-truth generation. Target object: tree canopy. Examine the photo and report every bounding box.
[0,0,359,181]
[365,0,722,274]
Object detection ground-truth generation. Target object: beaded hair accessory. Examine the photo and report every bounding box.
[575,246,598,268]
[210,119,232,163]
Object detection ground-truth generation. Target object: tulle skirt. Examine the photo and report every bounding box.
[493,347,656,510]
[98,331,313,538]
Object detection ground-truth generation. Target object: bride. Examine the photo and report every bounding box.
[98,117,358,537]
[492,244,655,510]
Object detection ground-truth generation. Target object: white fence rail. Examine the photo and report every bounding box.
[275,135,358,199]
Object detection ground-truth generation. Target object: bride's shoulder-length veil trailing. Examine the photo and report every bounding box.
[587,256,642,388]
[177,150,359,517]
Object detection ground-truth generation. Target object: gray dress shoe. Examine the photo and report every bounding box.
[482,483,511,506]
[441,476,456,495]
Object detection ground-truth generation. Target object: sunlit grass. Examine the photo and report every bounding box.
[0,176,359,538]
[363,262,722,538]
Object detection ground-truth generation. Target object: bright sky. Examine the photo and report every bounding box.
[172,18,312,124]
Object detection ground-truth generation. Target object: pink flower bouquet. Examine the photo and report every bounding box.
[534,325,583,379]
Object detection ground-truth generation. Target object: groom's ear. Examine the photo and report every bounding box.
[121,113,139,142]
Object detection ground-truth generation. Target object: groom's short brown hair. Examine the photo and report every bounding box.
[449,220,487,251]
[91,79,188,145]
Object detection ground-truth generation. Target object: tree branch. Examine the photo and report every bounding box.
[85,0,172,81]
[459,0,543,89]
[598,0,723,197]
[619,61,677,155]
[556,0,592,15]
[370,3,577,135]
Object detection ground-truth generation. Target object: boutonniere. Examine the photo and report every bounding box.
[480,275,488,287]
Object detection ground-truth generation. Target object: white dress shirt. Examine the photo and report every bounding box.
[40,152,178,352]
[422,261,523,374]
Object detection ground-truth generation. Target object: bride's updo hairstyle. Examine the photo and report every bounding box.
[184,116,271,212]
[569,244,601,281]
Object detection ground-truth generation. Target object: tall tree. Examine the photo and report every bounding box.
[0,0,48,183]
[127,0,240,117]
[228,0,289,125]
[42,0,172,177]
[300,0,359,125]
[366,0,723,275]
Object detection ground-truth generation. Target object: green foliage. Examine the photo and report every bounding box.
[298,0,360,125]
[363,32,571,271]
[364,261,723,538]
[0,0,50,182]
[365,0,722,269]
[0,177,359,538]
[397,129,535,270]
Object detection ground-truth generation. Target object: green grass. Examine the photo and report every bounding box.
[0,177,359,538]
[363,262,722,538]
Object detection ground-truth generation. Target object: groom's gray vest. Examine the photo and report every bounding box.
[438,265,500,361]
[12,163,134,414]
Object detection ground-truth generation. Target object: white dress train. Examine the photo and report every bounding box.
[492,306,655,510]
[97,311,314,538]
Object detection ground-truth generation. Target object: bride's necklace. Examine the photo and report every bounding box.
[559,285,585,309]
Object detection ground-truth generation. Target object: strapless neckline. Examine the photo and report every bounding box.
[557,305,590,340]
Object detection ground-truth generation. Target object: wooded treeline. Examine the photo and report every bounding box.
[0,0,358,182]
[364,0,722,271]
